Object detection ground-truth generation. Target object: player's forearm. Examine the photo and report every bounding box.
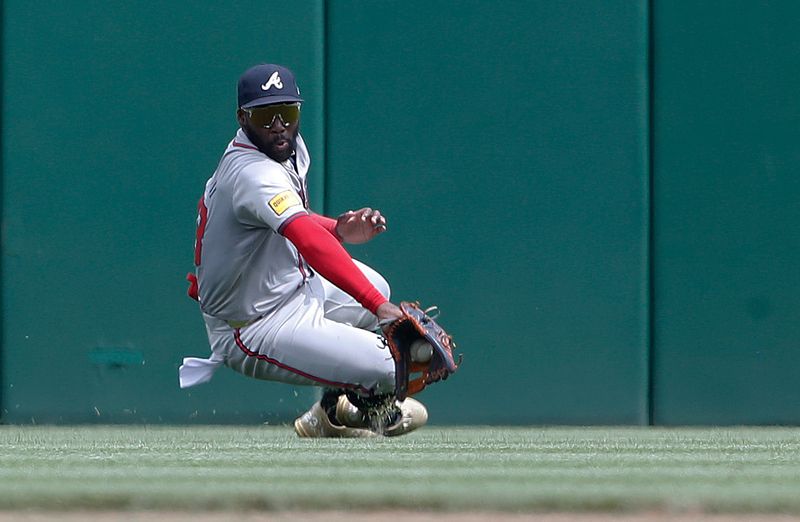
[283,215,386,314]
[309,213,341,240]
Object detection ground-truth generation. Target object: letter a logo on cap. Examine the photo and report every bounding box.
[261,71,283,92]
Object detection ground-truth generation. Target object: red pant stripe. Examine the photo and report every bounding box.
[232,329,372,395]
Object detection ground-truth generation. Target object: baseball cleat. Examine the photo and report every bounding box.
[336,395,428,437]
[293,401,377,438]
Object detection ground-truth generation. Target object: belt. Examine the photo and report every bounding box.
[226,314,265,329]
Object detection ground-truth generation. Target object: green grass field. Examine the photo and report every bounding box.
[1,426,799,513]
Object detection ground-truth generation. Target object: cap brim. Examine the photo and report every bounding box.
[241,95,304,109]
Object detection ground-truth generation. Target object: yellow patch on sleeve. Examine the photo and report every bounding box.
[268,190,302,216]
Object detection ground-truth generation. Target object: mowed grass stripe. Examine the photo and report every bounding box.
[5,459,799,482]
[1,426,800,512]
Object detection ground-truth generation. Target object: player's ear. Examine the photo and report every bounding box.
[236,108,247,127]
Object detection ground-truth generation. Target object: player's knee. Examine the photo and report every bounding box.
[372,273,390,300]
[357,261,391,300]
[352,350,395,394]
[363,370,395,396]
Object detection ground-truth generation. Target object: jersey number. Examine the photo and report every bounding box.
[194,197,208,266]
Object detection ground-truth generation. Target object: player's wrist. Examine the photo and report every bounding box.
[332,222,345,242]
[364,293,389,316]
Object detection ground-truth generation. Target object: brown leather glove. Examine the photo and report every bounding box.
[382,302,461,401]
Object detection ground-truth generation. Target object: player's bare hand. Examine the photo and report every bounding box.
[336,207,387,244]
[376,301,403,331]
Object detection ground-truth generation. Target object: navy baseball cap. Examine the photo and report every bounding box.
[237,64,304,109]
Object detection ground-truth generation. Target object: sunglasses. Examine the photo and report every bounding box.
[244,103,301,129]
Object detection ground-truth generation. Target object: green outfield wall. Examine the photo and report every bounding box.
[2,1,798,425]
[650,1,800,425]
[0,0,327,423]
[324,0,650,425]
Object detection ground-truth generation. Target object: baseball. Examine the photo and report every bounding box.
[410,339,433,363]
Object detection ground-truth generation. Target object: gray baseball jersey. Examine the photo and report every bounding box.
[196,128,311,322]
[181,127,395,396]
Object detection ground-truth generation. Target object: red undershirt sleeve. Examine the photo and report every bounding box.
[309,213,341,240]
[282,215,387,315]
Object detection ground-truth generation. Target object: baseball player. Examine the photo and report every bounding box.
[179,63,427,437]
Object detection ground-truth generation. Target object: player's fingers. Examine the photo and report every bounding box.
[360,208,373,221]
[371,210,385,226]
[372,212,387,233]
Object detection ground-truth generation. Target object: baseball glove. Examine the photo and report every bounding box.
[383,302,461,401]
